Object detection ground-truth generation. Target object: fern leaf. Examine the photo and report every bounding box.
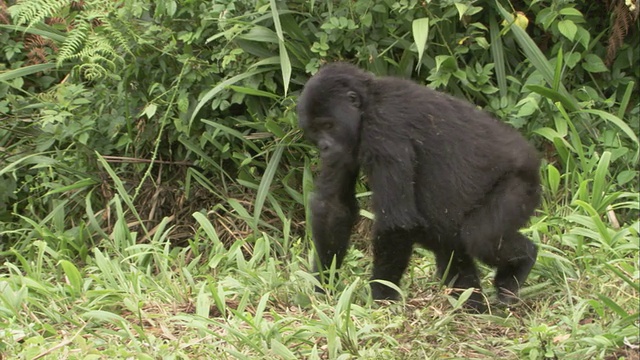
[10,0,70,28]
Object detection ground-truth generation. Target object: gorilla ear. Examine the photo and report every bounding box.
[347,91,361,108]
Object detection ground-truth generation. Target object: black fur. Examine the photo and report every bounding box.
[297,62,541,311]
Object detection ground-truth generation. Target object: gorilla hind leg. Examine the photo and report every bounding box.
[434,248,486,312]
[460,172,540,304]
[461,172,539,254]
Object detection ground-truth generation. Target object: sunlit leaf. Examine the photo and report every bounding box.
[412,17,430,69]
[557,20,577,41]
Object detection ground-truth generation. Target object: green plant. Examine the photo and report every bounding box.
[0,0,638,358]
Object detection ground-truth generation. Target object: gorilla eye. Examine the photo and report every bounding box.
[320,122,334,130]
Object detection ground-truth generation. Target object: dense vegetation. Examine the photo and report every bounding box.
[0,0,638,358]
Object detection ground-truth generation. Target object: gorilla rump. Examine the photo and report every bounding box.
[297,62,541,311]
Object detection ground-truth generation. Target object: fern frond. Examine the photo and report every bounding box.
[57,21,89,65]
[11,0,132,80]
[606,0,634,65]
[10,0,70,28]
[76,63,107,80]
[83,35,122,68]
[101,21,133,56]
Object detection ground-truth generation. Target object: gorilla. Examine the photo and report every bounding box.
[297,62,541,311]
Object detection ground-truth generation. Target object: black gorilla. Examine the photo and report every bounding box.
[297,62,541,311]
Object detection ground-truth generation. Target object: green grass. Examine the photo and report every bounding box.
[1,203,638,359]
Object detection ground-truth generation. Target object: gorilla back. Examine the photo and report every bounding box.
[297,62,541,311]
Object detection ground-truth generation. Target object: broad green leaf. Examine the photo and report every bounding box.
[515,96,539,117]
[582,54,608,73]
[193,212,222,246]
[254,292,271,324]
[141,103,157,119]
[336,278,360,314]
[277,41,292,95]
[572,200,611,243]
[227,198,253,222]
[237,26,278,43]
[451,287,477,310]
[565,52,581,68]
[557,20,577,41]
[412,17,430,68]
[559,8,583,17]
[362,12,372,27]
[166,0,177,16]
[454,3,468,20]
[372,4,386,12]
[434,55,457,73]
[196,283,211,318]
[264,119,286,138]
[59,260,82,295]
[547,164,561,195]
[575,27,591,48]
[617,170,636,186]
[211,283,227,317]
[526,84,575,111]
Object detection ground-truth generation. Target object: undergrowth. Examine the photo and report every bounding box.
[0,0,638,359]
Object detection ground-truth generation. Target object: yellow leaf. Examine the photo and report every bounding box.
[514,11,529,30]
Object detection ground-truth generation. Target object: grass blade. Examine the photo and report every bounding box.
[270,0,292,95]
[580,109,640,158]
[618,80,635,119]
[591,151,611,211]
[96,153,147,237]
[490,14,507,99]
[253,144,284,226]
[553,47,563,91]
[0,63,57,82]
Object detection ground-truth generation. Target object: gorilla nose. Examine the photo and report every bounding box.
[318,140,331,152]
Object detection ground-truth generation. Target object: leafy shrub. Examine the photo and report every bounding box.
[1,0,638,249]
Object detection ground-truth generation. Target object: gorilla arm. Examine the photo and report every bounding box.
[310,155,360,275]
